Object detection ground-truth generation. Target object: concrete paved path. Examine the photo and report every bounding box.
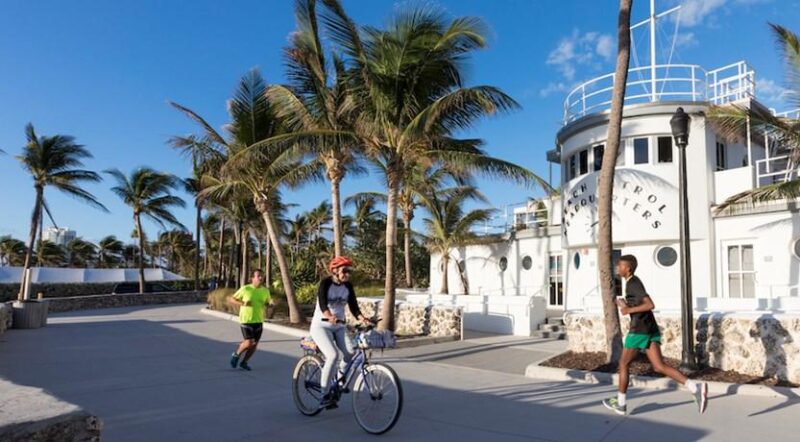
[1,304,798,441]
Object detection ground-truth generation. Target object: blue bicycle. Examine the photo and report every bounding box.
[292,319,403,435]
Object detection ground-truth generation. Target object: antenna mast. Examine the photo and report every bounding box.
[630,0,681,101]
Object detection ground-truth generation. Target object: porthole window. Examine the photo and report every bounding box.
[522,256,533,270]
[439,260,445,272]
[573,252,581,269]
[656,246,678,267]
[499,257,508,272]
[793,238,800,260]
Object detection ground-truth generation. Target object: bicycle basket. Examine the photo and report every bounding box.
[357,329,397,349]
[300,337,318,352]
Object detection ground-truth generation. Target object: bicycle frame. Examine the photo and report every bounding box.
[303,337,374,399]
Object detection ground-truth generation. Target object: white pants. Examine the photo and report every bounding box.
[309,321,352,393]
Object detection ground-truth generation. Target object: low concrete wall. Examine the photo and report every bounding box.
[346,299,462,338]
[564,312,800,383]
[0,302,12,334]
[46,291,208,313]
[0,379,102,441]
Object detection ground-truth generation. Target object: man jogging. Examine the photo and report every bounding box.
[228,269,272,371]
[602,254,708,415]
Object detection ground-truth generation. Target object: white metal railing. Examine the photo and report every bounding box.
[478,200,552,235]
[755,154,799,187]
[773,108,800,119]
[563,61,755,124]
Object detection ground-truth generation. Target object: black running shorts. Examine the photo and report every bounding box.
[240,323,264,342]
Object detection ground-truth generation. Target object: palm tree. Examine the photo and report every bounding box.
[418,185,491,294]
[0,236,27,266]
[36,240,66,267]
[106,167,186,293]
[65,237,98,267]
[708,23,800,211]
[320,1,546,329]
[14,123,107,300]
[596,0,632,364]
[97,235,124,268]
[172,70,319,323]
[267,0,361,257]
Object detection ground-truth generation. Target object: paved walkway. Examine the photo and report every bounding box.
[1,304,798,441]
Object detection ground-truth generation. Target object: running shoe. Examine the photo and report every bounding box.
[239,361,252,371]
[691,382,708,413]
[602,396,627,416]
[230,353,239,369]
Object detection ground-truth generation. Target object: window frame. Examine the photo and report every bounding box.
[548,254,564,306]
[593,144,604,171]
[657,136,673,163]
[633,137,650,165]
[722,241,756,299]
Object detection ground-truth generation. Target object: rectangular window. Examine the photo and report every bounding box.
[633,138,649,164]
[579,149,589,175]
[569,155,577,180]
[616,141,626,167]
[726,244,755,298]
[593,144,604,171]
[548,254,563,306]
[657,136,673,163]
[716,141,726,171]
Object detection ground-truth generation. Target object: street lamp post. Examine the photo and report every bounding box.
[670,107,698,372]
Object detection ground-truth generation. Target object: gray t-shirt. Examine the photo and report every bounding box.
[312,277,362,322]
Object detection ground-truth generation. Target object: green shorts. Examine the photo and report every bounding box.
[624,333,661,349]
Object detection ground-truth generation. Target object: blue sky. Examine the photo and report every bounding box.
[1,0,798,244]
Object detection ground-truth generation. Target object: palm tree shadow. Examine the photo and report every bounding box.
[747,315,799,417]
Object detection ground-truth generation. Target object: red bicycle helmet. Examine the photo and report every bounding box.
[328,256,353,273]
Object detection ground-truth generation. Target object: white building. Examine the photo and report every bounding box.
[422,42,800,336]
[42,227,76,247]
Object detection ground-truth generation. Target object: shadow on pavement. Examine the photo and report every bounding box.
[0,307,709,442]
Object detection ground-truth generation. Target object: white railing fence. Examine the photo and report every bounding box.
[755,154,799,187]
[563,61,755,124]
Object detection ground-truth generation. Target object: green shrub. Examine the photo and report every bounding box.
[296,283,318,305]
[355,285,384,298]
[206,288,238,315]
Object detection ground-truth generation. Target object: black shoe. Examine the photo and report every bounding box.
[230,353,239,369]
[239,361,252,371]
[320,393,338,409]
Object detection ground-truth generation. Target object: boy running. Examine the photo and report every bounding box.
[602,254,708,415]
[228,269,272,371]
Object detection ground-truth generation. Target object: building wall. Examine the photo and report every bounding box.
[429,230,562,299]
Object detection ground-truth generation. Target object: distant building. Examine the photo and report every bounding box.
[42,227,76,247]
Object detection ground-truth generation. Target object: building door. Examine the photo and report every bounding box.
[548,254,564,306]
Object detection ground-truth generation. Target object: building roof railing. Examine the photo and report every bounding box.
[563,61,755,125]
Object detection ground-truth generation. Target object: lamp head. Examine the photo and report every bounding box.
[670,107,691,147]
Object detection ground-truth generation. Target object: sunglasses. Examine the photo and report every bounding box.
[340,267,352,274]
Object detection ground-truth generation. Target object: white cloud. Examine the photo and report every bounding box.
[757,78,792,106]
[596,35,614,60]
[538,82,572,98]
[672,0,772,28]
[545,30,614,82]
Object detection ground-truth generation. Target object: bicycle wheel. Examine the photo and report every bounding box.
[352,363,403,434]
[292,354,324,416]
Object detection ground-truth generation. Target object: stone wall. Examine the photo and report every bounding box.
[46,291,208,313]
[346,299,461,338]
[564,312,800,383]
[0,302,12,335]
[0,280,202,303]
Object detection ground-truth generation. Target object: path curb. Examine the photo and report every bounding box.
[525,361,800,399]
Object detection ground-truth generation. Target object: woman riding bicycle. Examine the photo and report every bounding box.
[310,256,372,407]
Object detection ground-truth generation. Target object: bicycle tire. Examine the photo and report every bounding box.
[351,362,403,434]
[292,354,325,416]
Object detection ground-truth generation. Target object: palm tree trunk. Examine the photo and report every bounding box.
[260,210,304,323]
[380,170,400,331]
[194,203,202,291]
[597,0,632,364]
[403,208,413,288]
[37,210,44,266]
[241,230,249,284]
[440,254,449,294]
[257,239,263,275]
[18,185,44,301]
[217,217,226,284]
[331,177,343,257]
[135,214,146,294]
[265,236,272,287]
